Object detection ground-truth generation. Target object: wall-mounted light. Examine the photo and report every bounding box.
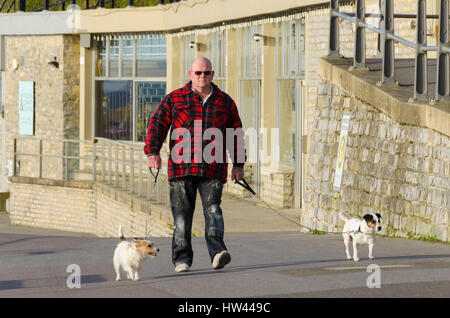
[252,34,263,42]
[12,58,19,70]
[189,41,197,49]
[48,55,59,69]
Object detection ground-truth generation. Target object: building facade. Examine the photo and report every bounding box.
[0,0,448,240]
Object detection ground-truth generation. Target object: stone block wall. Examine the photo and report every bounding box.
[261,169,294,209]
[9,177,177,238]
[303,82,449,242]
[9,179,96,234]
[2,34,80,182]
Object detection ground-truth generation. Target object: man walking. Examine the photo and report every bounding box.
[144,57,245,272]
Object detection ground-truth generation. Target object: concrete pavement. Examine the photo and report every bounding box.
[0,211,449,299]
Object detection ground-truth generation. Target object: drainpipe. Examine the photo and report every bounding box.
[0,35,6,193]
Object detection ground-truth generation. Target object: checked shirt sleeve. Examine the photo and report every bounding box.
[144,95,172,156]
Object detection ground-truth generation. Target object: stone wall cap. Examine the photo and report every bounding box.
[319,57,450,137]
[9,176,94,189]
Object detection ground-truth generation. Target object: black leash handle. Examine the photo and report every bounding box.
[148,167,160,183]
[234,178,256,195]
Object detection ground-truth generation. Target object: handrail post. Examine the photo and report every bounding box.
[39,139,43,178]
[328,0,341,57]
[64,141,68,180]
[122,145,126,190]
[115,144,119,186]
[130,147,134,194]
[435,0,450,102]
[353,0,367,69]
[92,139,97,182]
[18,0,25,11]
[413,0,428,101]
[13,138,17,176]
[107,142,112,184]
[138,150,143,197]
[376,0,383,57]
[380,0,396,85]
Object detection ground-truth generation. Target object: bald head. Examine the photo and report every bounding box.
[191,57,212,71]
[189,56,214,93]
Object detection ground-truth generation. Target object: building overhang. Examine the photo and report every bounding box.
[0,0,331,36]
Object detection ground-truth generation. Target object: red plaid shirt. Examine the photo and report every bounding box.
[144,82,245,183]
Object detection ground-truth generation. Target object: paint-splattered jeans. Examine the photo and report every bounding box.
[169,176,227,267]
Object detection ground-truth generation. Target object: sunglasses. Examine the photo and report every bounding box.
[193,71,212,76]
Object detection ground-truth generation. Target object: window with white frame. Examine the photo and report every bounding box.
[207,30,227,90]
[276,19,305,78]
[94,34,167,142]
[276,19,305,166]
[180,34,196,85]
[239,25,262,79]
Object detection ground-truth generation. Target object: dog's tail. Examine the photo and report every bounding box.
[118,225,126,243]
[339,212,351,222]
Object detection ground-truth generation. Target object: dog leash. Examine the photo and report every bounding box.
[235,178,358,235]
[145,167,160,240]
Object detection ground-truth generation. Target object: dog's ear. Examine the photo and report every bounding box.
[375,213,382,220]
[363,214,374,223]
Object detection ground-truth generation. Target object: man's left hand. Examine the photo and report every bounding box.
[231,166,244,182]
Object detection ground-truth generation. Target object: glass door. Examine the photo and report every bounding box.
[239,79,261,195]
[276,79,304,208]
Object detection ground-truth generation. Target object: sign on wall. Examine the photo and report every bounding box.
[19,81,34,135]
[333,112,350,190]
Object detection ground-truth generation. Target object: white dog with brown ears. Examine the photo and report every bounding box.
[113,225,160,281]
[339,212,382,262]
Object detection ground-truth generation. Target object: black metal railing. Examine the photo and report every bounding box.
[329,0,450,104]
[0,0,181,12]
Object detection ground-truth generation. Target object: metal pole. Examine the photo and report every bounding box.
[377,0,383,57]
[138,150,142,197]
[107,142,112,184]
[328,0,341,57]
[380,0,396,85]
[13,138,16,176]
[115,144,119,186]
[435,0,450,102]
[353,0,367,69]
[39,139,43,178]
[122,145,126,190]
[413,0,428,101]
[130,148,134,194]
[18,0,25,11]
[92,140,97,182]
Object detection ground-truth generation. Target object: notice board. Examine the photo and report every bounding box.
[19,81,34,135]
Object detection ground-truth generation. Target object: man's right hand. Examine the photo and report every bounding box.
[147,155,162,170]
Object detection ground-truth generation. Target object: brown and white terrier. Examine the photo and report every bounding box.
[113,225,159,281]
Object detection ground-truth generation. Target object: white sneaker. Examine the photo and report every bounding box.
[175,263,190,273]
[212,251,231,270]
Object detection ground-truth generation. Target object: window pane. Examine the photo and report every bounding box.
[277,19,305,78]
[121,39,134,77]
[95,40,106,77]
[96,81,133,140]
[240,26,262,78]
[137,37,167,77]
[136,81,166,142]
[109,39,120,77]
[207,31,226,79]
[180,35,195,85]
[278,79,296,165]
[239,80,258,160]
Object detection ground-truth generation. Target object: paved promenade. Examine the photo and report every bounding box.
[0,212,449,301]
